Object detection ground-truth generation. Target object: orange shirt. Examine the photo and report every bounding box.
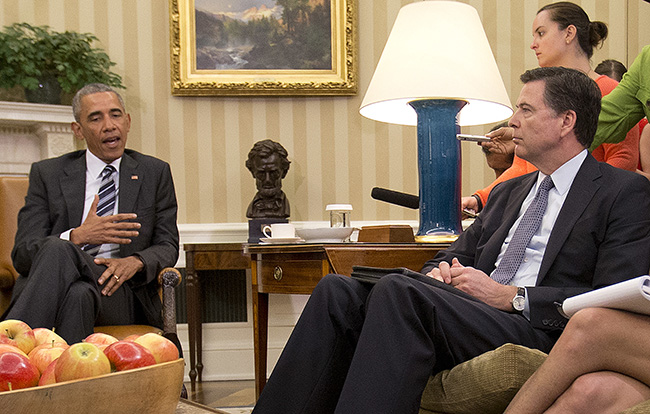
[474,75,640,207]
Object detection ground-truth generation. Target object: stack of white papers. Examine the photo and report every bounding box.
[562,276,650,318]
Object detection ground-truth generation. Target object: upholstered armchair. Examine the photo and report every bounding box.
[0,176,181,340]
[419,343,650,413]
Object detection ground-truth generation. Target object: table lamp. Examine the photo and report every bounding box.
[360,0,513,242]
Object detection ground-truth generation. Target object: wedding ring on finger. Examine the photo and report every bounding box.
[114,275,120,282]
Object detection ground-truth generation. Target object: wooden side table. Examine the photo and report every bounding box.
[245,242,449,399]
[184,243,251,386]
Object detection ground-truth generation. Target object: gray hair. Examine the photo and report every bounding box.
[72,83,126,122]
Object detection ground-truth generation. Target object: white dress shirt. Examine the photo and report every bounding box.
[491,149,588,316]
[60,150,122,258]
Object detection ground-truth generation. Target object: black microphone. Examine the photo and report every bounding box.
[371,187,420,209]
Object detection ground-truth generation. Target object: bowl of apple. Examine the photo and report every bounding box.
[0,319,183,414]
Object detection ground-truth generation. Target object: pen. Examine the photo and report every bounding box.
[456,134,491,143]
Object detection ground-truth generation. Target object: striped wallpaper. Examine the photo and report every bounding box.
[1,0,649,225]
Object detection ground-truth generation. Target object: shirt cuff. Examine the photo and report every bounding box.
[60,229,73,241]
[522,287,531,320]
[471,194,483,212]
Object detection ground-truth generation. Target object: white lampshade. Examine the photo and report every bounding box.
[360,0,513,126]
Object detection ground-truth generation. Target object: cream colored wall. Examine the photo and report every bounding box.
[2,0,649,226]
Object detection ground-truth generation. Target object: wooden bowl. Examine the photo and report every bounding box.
[0,358,184,414]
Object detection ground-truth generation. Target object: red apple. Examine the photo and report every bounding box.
[0,344,27,358]
[84,332,118,351]
[32,327,67,347]
[38,360,57,386]
[54,342,110,382]
[134,333,179,364]
[28,342,68,374]
[0,319,36,355]
[0,351,40,391]
[104,341,156,371]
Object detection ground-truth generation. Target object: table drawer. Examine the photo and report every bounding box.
[257,258,329,294]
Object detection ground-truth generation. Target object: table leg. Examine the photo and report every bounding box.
[253,290,269,400]
[186,252,198,386]
[196,269,204,381]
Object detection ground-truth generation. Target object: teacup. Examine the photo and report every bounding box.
[262,223,296,239]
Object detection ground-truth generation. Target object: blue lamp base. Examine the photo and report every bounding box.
[408,99,467,243]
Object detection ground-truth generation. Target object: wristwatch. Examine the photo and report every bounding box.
[512,287,526,313]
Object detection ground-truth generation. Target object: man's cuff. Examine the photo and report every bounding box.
[471,194,483,212]
[522,287,531,320]
[60,229,73,241]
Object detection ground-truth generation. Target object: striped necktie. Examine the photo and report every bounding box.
[490,175,554,285]
[83,165,117,256]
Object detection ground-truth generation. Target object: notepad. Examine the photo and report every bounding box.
[562,276,650,318]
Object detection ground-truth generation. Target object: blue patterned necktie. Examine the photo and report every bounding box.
[491,175,554,285]
[83,165,117,256]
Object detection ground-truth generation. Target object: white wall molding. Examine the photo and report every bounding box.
[0,101,75,175]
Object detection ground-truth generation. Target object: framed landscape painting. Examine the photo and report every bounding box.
[169,0,357,96]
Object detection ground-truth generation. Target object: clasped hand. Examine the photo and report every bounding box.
[95,256,144,296]
[426,258,517,311]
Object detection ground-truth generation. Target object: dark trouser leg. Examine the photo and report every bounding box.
[5,238,101,336]
[252,274,372,414]
[55,280,97,343]
[334,274,556,414]
[5,237,135,343]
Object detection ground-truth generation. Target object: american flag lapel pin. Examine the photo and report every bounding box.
[131,175,138,180]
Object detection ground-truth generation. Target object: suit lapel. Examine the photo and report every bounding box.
[61,153,87,227]
[118,152,141,214]
[536,155,602,284]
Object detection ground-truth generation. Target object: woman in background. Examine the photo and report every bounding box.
[595,58,627,82]
[463,2,639,213]
[594,58,650,181]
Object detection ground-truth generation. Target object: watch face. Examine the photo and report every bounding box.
[513,296,525,311]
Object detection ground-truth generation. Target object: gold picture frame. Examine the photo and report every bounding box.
[169,0,357,96]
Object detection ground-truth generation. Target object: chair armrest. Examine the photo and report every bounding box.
[157,267,182,335]
[158,267,182,288]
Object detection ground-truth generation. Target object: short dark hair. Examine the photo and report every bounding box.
[520,67,601,148]
[538,2,607,59]
[595,59,627,82]
[72,83,125,122]
[246,139,291,175]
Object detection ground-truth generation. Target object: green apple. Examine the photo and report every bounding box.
[54,342,110,382]
[0,319,36,355]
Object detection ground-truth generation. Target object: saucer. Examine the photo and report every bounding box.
[259,237,304,244]
[296,227,354,243]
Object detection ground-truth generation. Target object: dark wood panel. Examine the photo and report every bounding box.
[257,258,328,294]
[194,250,250,270]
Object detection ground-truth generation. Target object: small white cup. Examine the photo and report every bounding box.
[262,223,296,239]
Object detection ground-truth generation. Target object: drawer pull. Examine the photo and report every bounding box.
[273,266,283,281]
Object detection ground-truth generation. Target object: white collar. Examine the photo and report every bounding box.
[537,149,588,196]
[86,150,122,179]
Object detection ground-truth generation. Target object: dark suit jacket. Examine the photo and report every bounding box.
[11,149,179,327]
[422,154,650,334]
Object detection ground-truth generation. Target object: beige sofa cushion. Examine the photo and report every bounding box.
[419,343,547,414]
[621,399,650,413]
